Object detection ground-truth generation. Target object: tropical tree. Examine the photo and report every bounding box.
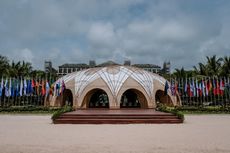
[8,61,33,77]
[221,56,230,77]
[193,63,208,76]
[172,67,195,79]
[206,55,223,76]
[0,55,10,76]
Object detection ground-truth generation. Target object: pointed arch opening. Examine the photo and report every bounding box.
[82,88,109,108]
[155,90,173,106]
[62,89,73,107]
[120,89,148,108]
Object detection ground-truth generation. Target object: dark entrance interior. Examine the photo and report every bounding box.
[62,89,73,106]
[155,90,173,106]
[120,89,141,108]
[89,89,109,108]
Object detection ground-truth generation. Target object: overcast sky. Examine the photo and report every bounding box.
[0,0,230,71]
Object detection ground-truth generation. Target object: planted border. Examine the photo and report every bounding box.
[157,104,185,122]
[0,106,60,114]
[51,105,74,121]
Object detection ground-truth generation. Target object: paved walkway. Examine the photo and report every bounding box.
[65,109,171,115]
[0,114,230,153]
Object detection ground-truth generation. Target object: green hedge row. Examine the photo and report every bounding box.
[175,106,230,114]
[157,104,185,121]
[0,106,61,113]
[51,105,74,121]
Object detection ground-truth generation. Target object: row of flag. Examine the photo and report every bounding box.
[165,77,230,97]
[0,78,66,98]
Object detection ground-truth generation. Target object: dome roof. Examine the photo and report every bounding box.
[57,65,167,97]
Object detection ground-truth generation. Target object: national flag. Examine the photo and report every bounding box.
[36,79,40,95]
[11,78,15,97]
[164,81,169,95]
[0,77,4,97]
[23,79,27,95]
[28,79,33,94]
[198,83,202,96]
[213,78,216,95]
[50,83,54,96]
[202,79,206,97]
[31,79,35,94]
[45,80,50,96]
[41,80,46,96]
[205,79,209,96]
[5,78,9,97]
[55,81,60,96]
[170,80,175,96]
[184,78,187,93]
[190,78,195,97]
[8,78,12,97]
[220,79,225,96]
[195,78,199,97]
[20,79,23,96]
[61,80,66,93]
[15,79,19,96]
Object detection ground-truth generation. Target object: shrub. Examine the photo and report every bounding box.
[0,106,60,113]
[157,103,185,122]
[51,105,73,121]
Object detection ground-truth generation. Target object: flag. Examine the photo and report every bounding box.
[55,81,60,96]
[205,79,209,96]
[60,80,66,95]
[24,79,27,95]
[202,79,206,97]
[11,78,15,97]
[0,77,3,97]
[46,80,50,96]
[164,81,169,95]
[20,79,23,96]
[213,78,216,95]
[41,80,46,96]
[184,78,187,93]
[36,79,40,95]
[50,83,54,96]
[15,79,19,96]
[31,79,35,94]
[198,83,202,96]
[195,78,199,97]
[8,78,12,97]
[170,81,175,96]
[209,78,213,94]
[220,79,225,96]
[216,79,220,95]
[28,79,33,94]
[5,78,9,97]
[190,78,195,97]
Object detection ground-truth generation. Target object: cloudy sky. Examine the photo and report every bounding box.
[0,0,230,71]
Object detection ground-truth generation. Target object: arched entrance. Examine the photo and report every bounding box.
[62,89,73,106]
[120,89,147,108]
[88,89,109,108]
[155,90,173,106]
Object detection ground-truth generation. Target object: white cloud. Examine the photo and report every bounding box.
[7,48,34,64]
[88,22,117,48]
[0,0,229,71]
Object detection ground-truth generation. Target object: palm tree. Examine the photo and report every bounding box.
[206,55,223,76]
[193,63,208,76]
[221,56,230,77]
[172,67,194,78]
[0,55,10,77]
[8,61,33,77]
[173,67,186,78]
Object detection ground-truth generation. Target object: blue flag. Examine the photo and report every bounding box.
[0,77,3,97]
[164,81,169,95]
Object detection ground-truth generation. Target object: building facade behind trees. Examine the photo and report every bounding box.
[57,60,170,77]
